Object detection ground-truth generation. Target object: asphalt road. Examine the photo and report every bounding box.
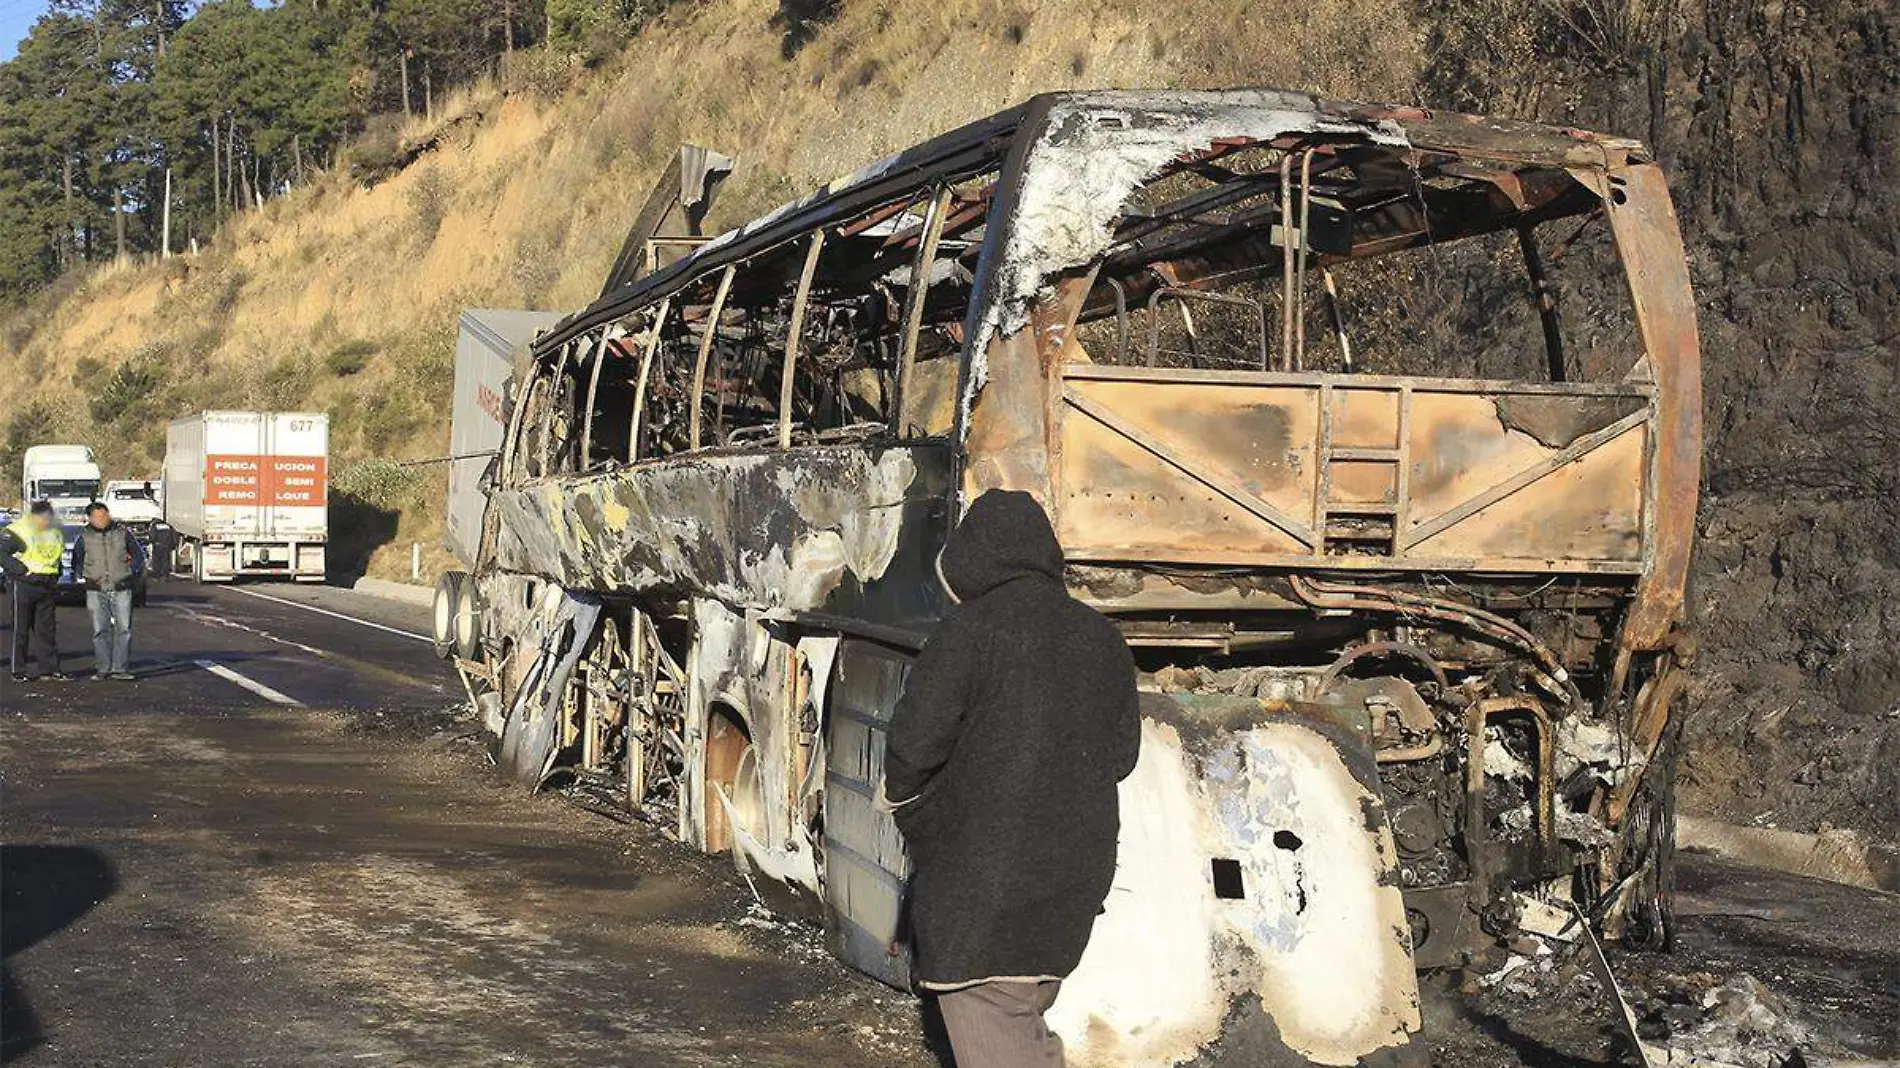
[1,578,1895,1067]
[0,580,931,1068]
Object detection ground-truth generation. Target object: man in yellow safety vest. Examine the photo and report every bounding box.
[3,501,70,681]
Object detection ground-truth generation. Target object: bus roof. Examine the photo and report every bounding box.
[535,88,1649,357]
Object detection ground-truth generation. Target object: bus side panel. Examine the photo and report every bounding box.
[1055,371,1652,573]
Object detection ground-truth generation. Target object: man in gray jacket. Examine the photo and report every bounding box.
[70,502,145,680]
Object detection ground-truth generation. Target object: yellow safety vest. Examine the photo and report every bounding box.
[5,517,63,576]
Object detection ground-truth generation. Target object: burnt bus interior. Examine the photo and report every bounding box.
[493,99,1690,977]
[522,135,1642,465]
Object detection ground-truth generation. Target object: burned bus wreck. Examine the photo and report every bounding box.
[433,88,1700,1067]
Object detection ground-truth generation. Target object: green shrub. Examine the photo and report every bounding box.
[332,458,424,510]
[89,351,170,425]
[408,165,451,238]
[325,339,378,377]
[503,45,582,99]
[209,267,248,317]
[510,228,564,305]
[1,401,61,497]
[360,391,430,453]
[254,355,314,410]
[544,0,667,61]
[345,114,409,184]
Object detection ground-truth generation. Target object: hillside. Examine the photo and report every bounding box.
[1,0,1894,838]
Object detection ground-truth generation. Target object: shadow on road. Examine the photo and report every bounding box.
[328,491,401,583]
[1,845,118,1064]
[126,651,279,681]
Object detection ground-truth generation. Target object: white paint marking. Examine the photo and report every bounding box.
[227,587,431,643]
[195,659,304,706]
[168,604,328,658]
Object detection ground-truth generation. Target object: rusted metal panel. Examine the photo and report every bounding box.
[822,639,915,989]
[1056,378,1319,555]
[1603,162,1703,652]
[1402,392,1648,560]
[958,273,1089,503]
[1054,370,1653,571]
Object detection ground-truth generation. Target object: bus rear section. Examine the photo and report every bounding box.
[953,92,1699,1066]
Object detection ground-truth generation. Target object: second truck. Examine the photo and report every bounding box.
[163,411,330,583]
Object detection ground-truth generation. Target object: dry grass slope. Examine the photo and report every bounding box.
[0,0,1423,581]
[3,0,1894,838]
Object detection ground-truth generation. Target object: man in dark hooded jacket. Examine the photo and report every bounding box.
[885,489,1141,1067]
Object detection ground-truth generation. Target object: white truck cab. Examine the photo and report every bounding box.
[21,444,102,528]
[105,479,165,529]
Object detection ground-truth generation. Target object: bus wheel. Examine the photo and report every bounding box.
[701,706,751,856]
[432,572,469,660]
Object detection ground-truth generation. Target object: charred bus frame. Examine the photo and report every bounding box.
[436,89,1700,1068]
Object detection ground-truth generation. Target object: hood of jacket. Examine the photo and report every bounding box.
[940,489,1064,601]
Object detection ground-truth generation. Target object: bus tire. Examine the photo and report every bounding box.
[452,576,482,662]
[433,572,467,660]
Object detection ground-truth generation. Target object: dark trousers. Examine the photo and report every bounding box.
[936,980,1065,1068]
[10,581,59,678]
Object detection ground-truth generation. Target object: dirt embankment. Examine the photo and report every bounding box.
[0,0,1893,834]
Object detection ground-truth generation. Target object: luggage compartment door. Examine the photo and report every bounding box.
[820,639,914,989]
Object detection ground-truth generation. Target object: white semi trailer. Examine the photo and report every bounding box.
[446,309,562,564]
[164,412,329,582]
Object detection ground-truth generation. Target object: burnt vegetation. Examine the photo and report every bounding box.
[1414,0,1900,832]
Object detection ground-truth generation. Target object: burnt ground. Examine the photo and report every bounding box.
[1425,858,1900,1068]
[3,581,1897,1066]
[1410,0,1900,838]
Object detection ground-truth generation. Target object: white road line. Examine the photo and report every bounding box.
[195,659,304,706]
[226,587,432,643]
[168,604,329,658]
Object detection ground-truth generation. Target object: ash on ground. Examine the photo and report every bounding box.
[1433,858,1898,1068]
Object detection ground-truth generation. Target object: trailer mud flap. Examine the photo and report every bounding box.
[498,591,601,789]
[1049,695,1422,1067]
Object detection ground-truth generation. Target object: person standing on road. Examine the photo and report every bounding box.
[70,501,145,681]
[2,501,70,682]
[883,489,1142,1068]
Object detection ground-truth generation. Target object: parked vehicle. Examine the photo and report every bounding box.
[434,90,1700,1067]
[100,479,170,583]
[21,444,101,527]
[447,309,564,564]
[104,479,164,529]
[163,411,328,582]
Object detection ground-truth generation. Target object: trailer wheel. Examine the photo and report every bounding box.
[432,572,468,660]
[453,577,483,662]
